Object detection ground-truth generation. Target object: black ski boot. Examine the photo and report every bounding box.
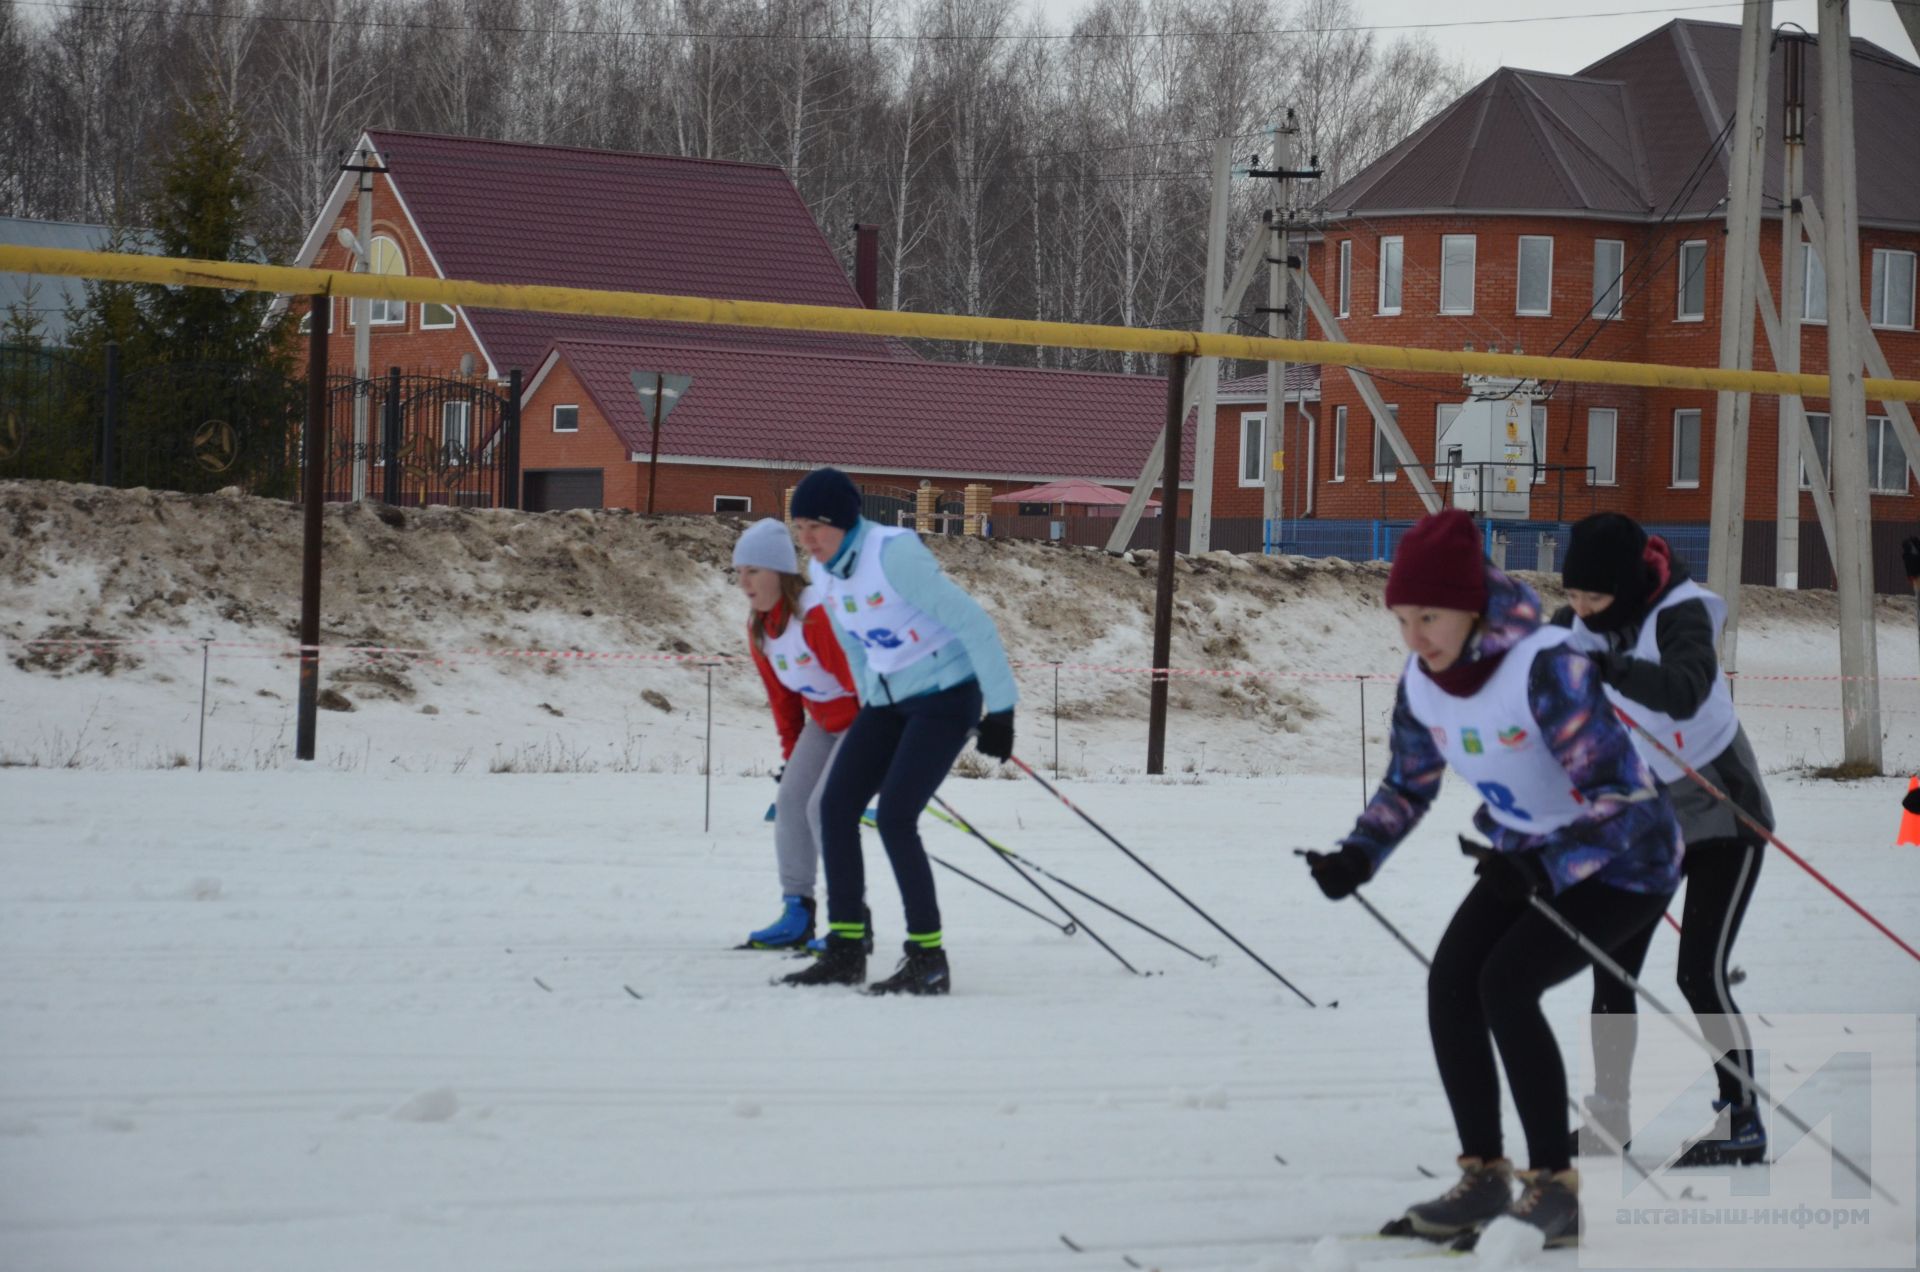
[1673,1099,1767,1166]
[1382,1156,1513,1240]
[1569,1093,1632,1156]
[777,933,865,987]
[867,941,950,996]
[1496,1167,1581,1249]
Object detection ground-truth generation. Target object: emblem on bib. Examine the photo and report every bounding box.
[1462,728,1484,755]
[1498,726,1529,749]
[866,591,885,608]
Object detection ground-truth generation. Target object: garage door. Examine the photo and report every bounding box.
[524,469,604,512]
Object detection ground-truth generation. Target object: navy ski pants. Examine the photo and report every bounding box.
[817,680,982,939]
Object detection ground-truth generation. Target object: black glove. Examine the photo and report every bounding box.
[975,710,1015,762]
[1304,844,1373,900]
[773,763,785,784]
[1461,836,1550,902]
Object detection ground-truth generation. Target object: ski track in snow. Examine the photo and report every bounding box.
[0,769,1913,1271]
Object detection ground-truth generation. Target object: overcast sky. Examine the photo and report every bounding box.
[1016,0,1917,78]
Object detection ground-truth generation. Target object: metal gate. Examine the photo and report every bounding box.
[319,370,520,508]
[118,361,302,498]
[0,344,104,484]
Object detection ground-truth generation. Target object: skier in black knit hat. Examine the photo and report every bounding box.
[1555,512,1775,1167]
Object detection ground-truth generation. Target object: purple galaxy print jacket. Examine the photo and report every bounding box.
[1341,566,1683,896]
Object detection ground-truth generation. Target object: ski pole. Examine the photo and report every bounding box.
[1012,755,1316,1007]
[1614,707,1920,964]
[854,811,1073,936]
[1295,848,1670,1197]
[921,797,1148,977]
[932,794,1218,965]
[1459,836,1897,1205]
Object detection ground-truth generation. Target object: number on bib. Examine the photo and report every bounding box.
[1475,780,1533,821]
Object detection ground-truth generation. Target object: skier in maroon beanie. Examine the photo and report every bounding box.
[1302,508,1681,1250]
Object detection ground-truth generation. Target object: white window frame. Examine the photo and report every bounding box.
[1870,248,1917,330]
[420,302,456,330]
[368,235,406,327]
[714,495,753,513]
[1434,403,1463,481]
[1371,405,1401,482]
[1592,238,1625,320]
[1672,408,1702,487]
[1801,242,1828,324]
[442,399,471,462]
[1586,407,1618,486]
[1331,405,1347,482]
[1869,415,1909,495]
[1801,411,1831,490]
[1516,236,1553,316]
[1676,240,1707,321]
[1440,235,1476,315]
[1337,241,1352,318]
[1378,237,1404,316]
[1530,404,1548,485]
[553,404,580,434]
[1239,411,1267,487]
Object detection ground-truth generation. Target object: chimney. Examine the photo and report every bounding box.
[852,223,880,309]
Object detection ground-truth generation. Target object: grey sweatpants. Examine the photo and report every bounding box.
[774,718,845,897]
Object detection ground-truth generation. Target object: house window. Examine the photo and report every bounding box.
[1587,408,1617,485]
[553,404,580,434]
[1871,249,1917,329]
[1517,236,1553,316]
[442,400,471,463]
[1240,412,1267,487]
[1677,240,1707,320]
[421,302,456,330]
[1435,403,1463,481]
[1378,237,1404,315]
[1530,405,1548,484]
[1331,406,1347,481]
[1672,408,1702,486]
[714,495,752,513]
[1801,411,1831,489]
[1440,235,1476,315]
[1869,415,1909,493]
[1592,239,1625,319]
[1337,241,1352,318]
[368,235,406,326]
[1372,405,1400,481]
[1802,242,1827,322]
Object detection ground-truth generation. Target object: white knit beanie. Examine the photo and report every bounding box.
[732,518,800,574]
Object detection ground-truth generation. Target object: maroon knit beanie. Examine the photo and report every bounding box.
[1384,509,1488,613]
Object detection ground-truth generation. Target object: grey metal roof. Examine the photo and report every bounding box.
[1322,20,1920,230]
[0,217,154,343]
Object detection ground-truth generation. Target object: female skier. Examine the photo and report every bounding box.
[1556,512,1774,1166]
[733,518,859,950]
[1302,508,1681,1249]
[778,467,1017,996]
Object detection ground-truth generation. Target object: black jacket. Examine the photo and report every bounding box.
[1549,566,1719,720]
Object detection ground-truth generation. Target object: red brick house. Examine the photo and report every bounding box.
[289,130,1188,518]
[1297,20,1919,585]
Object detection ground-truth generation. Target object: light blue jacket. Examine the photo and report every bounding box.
[820,519,1019,714]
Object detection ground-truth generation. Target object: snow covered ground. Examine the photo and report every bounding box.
[2,767,1915,1271]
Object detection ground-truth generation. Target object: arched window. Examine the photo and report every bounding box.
[369,235,406,326]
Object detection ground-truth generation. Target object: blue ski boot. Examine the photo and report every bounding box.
[1673,1099,1767,1167]
[740,896,815,950]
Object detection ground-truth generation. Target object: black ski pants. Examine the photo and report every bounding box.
[1592,839,1765,1108]
[1430,874,1672,1173]
[817,679,982,940]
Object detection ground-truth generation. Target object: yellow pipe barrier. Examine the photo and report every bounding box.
[5,244,1918,404]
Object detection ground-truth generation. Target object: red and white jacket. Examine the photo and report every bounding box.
[748,587,859,759]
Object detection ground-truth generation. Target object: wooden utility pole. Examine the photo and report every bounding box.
[1147,354,1188,775]
[1817,0,1883,771]
[296,297,328,762]
[1706,0,1771,673]
[1188,139,1233,555]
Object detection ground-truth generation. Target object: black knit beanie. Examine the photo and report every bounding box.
[790,467,863,529]
[1562,513,1650,597]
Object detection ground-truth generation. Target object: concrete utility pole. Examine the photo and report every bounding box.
[1895,0,1920,56]
[337,144,382,504]
[1706,0,1771,674]
[1188,139,1234,555]
[1776,29,1809,589]
[1249,112,1319,555]
[1816,0,1883,771]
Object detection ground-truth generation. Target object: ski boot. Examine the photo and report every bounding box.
[801,904,874,957]
[778,932,866,987]
[1673,1099,1767,1167]
[739,895,815,950]
[1569,1093,1632,1157]
[1381,1156,1513,1241]
[867,939,950,996]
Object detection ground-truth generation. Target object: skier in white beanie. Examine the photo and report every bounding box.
[730,519,860,949]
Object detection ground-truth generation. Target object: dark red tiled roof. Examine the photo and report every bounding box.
[366,130,897,374]
[547,339,1194,484]
[1217,365,1321,401]
[1323,20,1920,229]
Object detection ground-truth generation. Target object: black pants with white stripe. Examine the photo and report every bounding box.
[1591,838,1766,1108]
